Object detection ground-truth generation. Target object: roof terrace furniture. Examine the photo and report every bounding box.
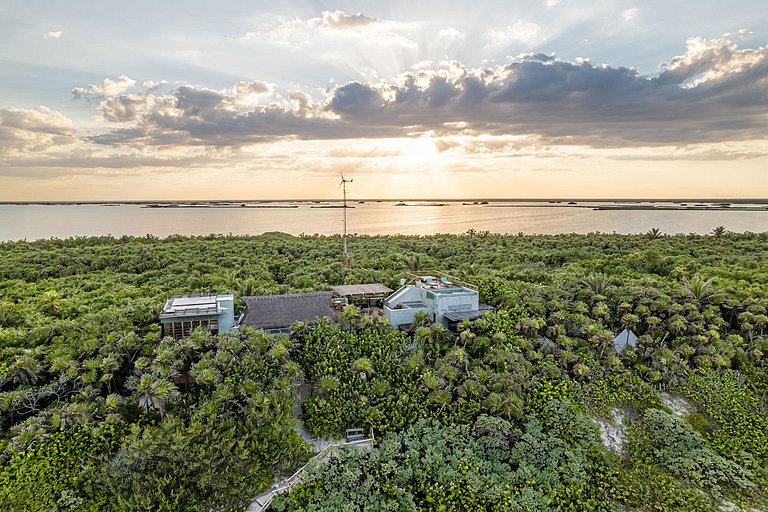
[331,283,394,307]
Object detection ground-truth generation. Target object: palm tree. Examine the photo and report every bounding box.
[483,392,523,421]
[457,379,483,400]
[351,357,375,380]
[646,227,663,240]
[427,389,452,413]
[622,313,640,331]
[412,311,431,329]
[581,273,613,297]
[711,226,727,238]
[234,277,258,298]
[136,374,179,416]
[339,305,360,331]
[40,290,64,316]
[571,362,590,381]
[448,346,468,370]
[682,276,720,304]
[404,254,424,272]
[266,339,291,363]
[316,375,340,395]
[8,355,43,386]
[591,330,615,358]
[221,268,242,289]
[281,360,305,386]
[105,393,124,410]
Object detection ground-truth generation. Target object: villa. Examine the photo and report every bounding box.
[160,293,236,340]
[383,275,494,330]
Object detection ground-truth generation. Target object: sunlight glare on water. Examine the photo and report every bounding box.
[1,201,767,241]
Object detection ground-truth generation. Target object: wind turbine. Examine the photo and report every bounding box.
[340,174,353,264]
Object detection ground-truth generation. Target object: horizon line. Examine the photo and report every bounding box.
[2,197,768,205]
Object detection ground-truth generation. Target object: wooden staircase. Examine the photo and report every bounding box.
[247,437,374,512]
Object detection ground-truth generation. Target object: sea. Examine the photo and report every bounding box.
[1,200,767,242]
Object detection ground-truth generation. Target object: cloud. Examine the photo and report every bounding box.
[486,21,542,45]
[623,8,638,21]
[43,31,61,40]
[72,75,137,98]
[72,37,768,150]
[661,36,766,88]
[0,106,76,157]
[320,10,381,30]
[241,10,417,50]
[143,80,167,92]
[438,27,464,42]
[546,0,559,7]
[232,80,274,104]
[98,94,155,122]
[326,147,401,158]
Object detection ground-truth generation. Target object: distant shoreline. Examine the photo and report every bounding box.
[2,200,766,212]
[2,198,768,206]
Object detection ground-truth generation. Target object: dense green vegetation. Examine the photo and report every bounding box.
[1,231,767,510]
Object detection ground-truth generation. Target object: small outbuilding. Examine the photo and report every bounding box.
[613,329,638,354]
[241,291,336,334]
[331,283,393,308]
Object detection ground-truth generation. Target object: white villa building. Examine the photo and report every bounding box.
[383,275,492,330]
[160,293,236,340]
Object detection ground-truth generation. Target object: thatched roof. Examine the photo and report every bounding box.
[331,283,393,297]
[241,292,335,330]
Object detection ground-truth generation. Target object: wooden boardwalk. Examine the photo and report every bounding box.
[247,438,374,512]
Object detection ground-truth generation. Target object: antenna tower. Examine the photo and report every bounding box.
[340,174,353,265]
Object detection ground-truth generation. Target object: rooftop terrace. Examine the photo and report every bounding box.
[160,293,233,319]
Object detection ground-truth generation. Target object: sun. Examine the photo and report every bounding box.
[399,136,439,162]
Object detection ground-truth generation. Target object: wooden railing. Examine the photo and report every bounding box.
[403,270,479,291]
[247,438,374,512]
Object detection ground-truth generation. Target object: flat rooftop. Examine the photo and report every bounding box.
[160,293,233,319]
[415,276,476,293]
[430,287,473,294]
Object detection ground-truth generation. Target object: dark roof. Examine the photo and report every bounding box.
[241,292,335,330]
[331,283,393,297]
[443,304,495,323]
[444,310,485,322]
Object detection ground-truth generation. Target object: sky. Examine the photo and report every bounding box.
[0,0,767,200]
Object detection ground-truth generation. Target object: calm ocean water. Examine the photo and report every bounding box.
[1,201,768,242]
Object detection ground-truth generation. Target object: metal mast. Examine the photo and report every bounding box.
[340,175,353,264]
